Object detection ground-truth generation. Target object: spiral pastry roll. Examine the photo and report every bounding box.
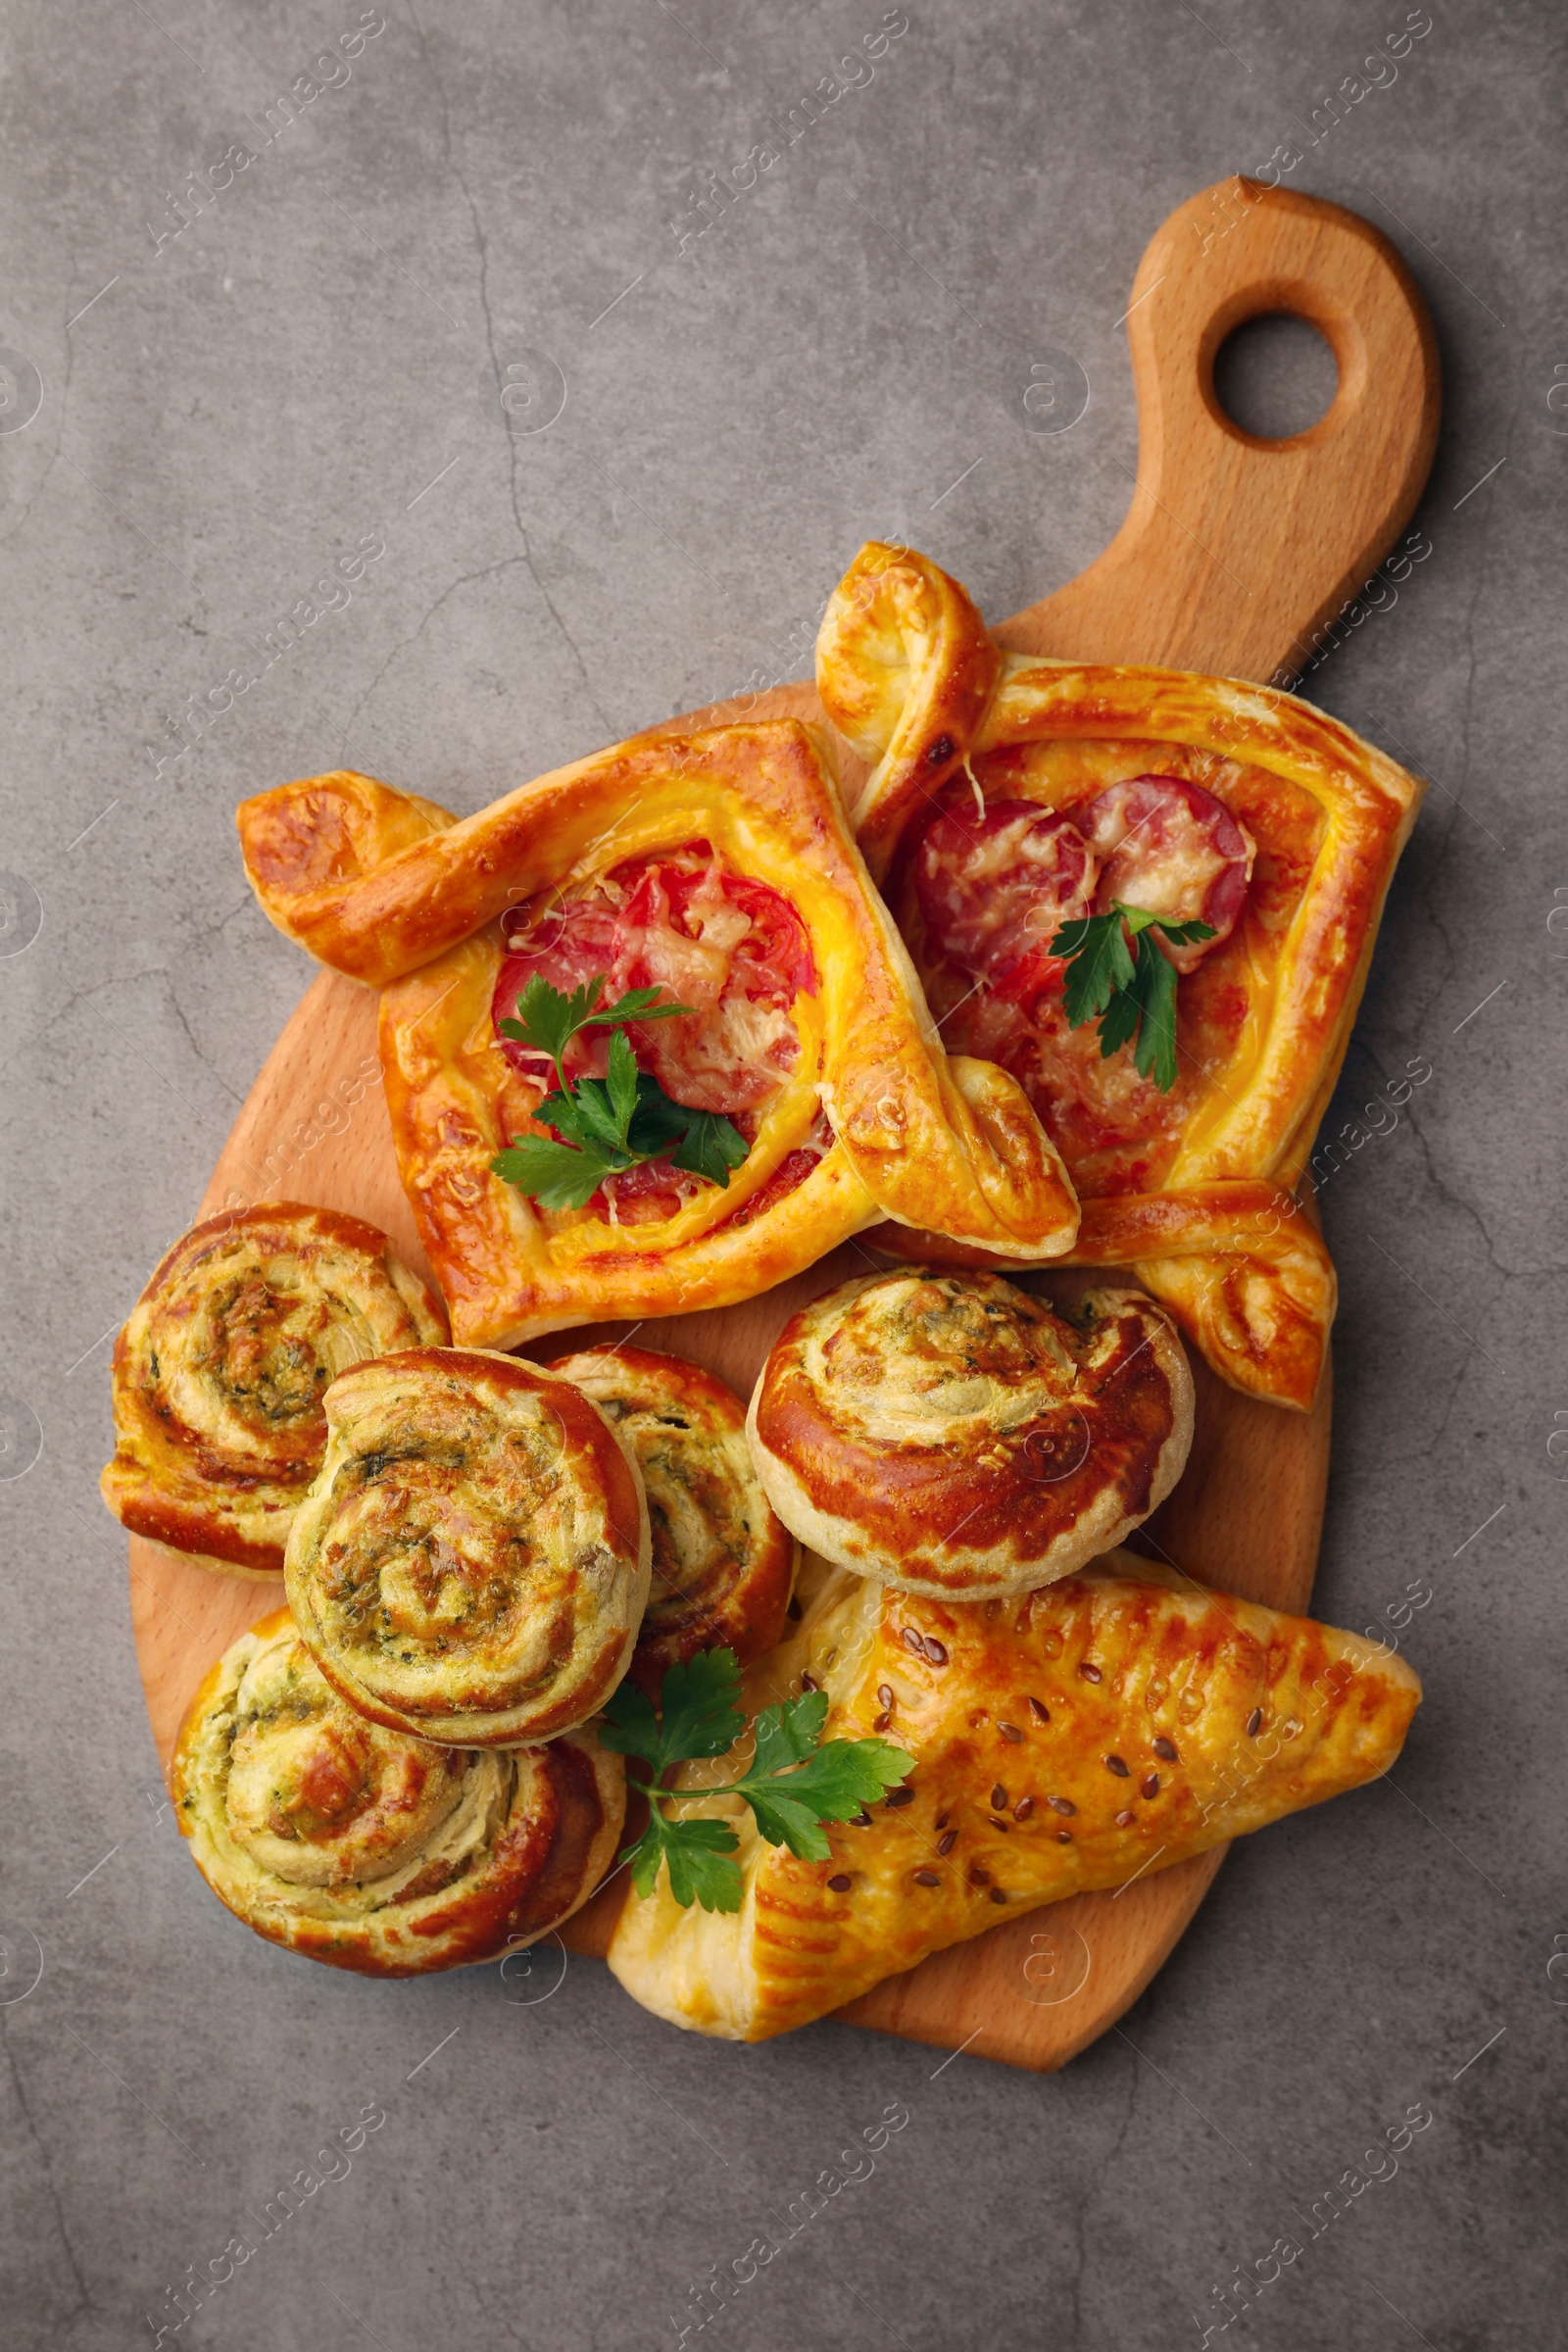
[285,1348,651,1744]
[549,1346,794,1691]
[173,1609,623,1975]
[748,1271,1193,1600]
[101,1202,447,1577]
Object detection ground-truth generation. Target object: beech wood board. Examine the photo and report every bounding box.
[129,178,1439,2072]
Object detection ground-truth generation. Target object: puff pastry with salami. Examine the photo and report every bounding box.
[548,1346,794,1691]
[284,1348,650,1745]
[236,721,1081,1348]
[749,1271,1192,1599]
[816,543,1426,1408]
[607,1551,1421,2040]
[173,1609,622,1975]
[100,1202,447,1577]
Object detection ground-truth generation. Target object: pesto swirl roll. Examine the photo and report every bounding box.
[285,1348,651,1744]
[101,1202,447,1576]
[548,1346,795,1692]
[173,1609,623,1975]
[748,1270,1193,1599]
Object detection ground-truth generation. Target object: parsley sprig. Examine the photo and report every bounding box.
[600,1648,912,1913]
[490,973,749,1212]
[1049,903,1215,1092]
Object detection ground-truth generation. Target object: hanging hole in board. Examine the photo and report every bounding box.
[1211,312,1339,440]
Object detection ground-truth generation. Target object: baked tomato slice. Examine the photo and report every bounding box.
[1084,776,1254,973]
[493,842,816,1116]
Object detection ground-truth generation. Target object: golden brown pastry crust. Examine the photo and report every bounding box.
[172,1608,623,1976]
[871,1183,1336,1416]
[813,541,1001,858]
[237,768,456,953]
[284,1348,651,1744]
[815,543,1424,1409]
[607,1550,1421,2039]
[748,1272,1193,1598]
[547,1346,794,1693]
[100,1202,447,1576]
[237,720,1080,1345]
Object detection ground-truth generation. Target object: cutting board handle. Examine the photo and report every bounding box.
[997,177,1441,683]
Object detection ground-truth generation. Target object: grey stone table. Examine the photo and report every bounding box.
[1,4,1561,2346]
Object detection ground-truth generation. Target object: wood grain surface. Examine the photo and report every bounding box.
[128,176,1439,2070]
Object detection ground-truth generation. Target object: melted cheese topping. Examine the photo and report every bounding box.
[498,846,814,1120]
[897,758,1274,1196]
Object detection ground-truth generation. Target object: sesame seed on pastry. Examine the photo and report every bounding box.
[172,1608,623,1976]
[747,1271,1193,1600]
[605,1551,1421,2041]
[548,1346,795,1692]
[284,1348,650,1746]
[100,1202,448,1578]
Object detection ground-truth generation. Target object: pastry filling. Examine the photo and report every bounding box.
[157,1247,393,1480]
[494,842,818,1224]
[223,1638,477,1893]
[909,773,1254,1193]
[814,1272,1083,1447]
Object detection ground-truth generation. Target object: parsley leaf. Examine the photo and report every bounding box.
[661,1820,743,1913]
[489,1131,619,1212]
[670,1108,752,1189]
[595,1677,662,1774]
[624,1074,694,1159]
[1125,932,1180,1090]
[601,1647,748,1775]
[488,974,751,1210]
[736,1729,911,1860]
[497,971,691,1095]
[653,1648,750,1763]
[749,1689,828,1778]
[1049,902,1214,1093]
[1054,909,1135,1029]
[601,1647,913,1912]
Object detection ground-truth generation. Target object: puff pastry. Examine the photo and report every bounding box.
[816,543,1426,1408]
[101,1202,446,1576]
[547,1345,794,1692]
[236,722,1081,1348]
[284,1348,651,1744]
[173,1608,622,1975]
[607,1550,1421,2040]
[749,1271,1192,1598]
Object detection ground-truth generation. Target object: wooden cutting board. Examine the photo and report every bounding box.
[129,178,1439,2069]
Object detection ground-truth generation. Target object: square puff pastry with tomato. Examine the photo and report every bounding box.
[815,543,1427,1410]
[237,722,1081,1348]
